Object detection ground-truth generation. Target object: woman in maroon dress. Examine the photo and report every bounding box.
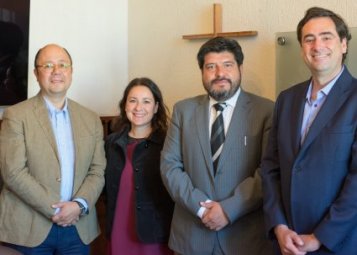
[105,77,174,255]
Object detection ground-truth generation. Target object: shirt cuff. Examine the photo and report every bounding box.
[196,199,212,218]
[73,197,89,214]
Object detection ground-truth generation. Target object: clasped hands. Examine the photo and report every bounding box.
[274,224,321,255]
[200,201,229,231]
[51,201,81,227]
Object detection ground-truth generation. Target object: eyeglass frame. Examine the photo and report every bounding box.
[35,62,72,72]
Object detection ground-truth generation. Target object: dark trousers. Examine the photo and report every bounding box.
[174,232,225,255]
[5,224,89,255]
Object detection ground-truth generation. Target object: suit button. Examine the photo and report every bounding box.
[135,186,139,190]
[135,168,139,172]
[56,177,61,182]
[136,206,141,210]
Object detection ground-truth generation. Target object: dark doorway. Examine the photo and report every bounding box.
[0,0,29,106]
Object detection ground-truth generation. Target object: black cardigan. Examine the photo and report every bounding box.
[104,127,174,243]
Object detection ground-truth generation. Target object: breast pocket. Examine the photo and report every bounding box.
[326,124,354,161]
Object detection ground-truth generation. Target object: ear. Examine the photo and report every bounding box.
[33,68,39,81]
[341,37,347,54]
[154,102,159,113]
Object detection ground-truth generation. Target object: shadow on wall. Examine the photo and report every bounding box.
[0,20,27,106]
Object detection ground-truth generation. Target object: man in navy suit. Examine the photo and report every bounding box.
[262,7,357,255]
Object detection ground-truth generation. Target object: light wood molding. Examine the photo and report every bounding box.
[182,3,258,40]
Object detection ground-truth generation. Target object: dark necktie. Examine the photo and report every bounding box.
[211,103,226,174]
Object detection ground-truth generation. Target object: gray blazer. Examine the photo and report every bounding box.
[161,89,274,255]
[0,94,106,246]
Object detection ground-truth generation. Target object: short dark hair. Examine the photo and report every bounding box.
[112,77,169,133]
[297,7,351,62]
[34,45,72,67]
[197,37,244,70]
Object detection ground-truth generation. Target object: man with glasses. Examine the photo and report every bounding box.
[0,44,106,254]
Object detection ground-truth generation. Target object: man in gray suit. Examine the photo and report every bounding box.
[161,37,274,255]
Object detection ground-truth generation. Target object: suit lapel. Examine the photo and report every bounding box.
[68,99,80,152]
[194,96,215,178]
[216,90,248,173]
[32,94,59,162]
[298,69,353,156]
[68,100,81,187]
[290,83,309,155]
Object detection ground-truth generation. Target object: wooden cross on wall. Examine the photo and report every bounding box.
[182,3,257,40]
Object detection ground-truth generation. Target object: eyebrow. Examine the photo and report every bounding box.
[128,97,154,100]
[205,60,235,65]
[303,31,335,39]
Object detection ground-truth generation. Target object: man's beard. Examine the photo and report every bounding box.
[204,78,240,101]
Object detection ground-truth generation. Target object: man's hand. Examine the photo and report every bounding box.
[274,224,306,255]
[200,201,229,231]
[51,201,80,227]
[298,234,321,252]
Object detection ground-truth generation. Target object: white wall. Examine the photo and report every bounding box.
[1,0,128,118]
[128,0,357,110]
[2,0,357,118]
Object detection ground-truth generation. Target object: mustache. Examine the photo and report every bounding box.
[211,78,232,84]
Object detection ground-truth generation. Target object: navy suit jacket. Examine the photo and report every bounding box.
[262,67,357,254]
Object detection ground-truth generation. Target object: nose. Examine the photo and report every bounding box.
[312,38,323,50]
[215,65,224,77]
[134,102,142,110]
[51,64,62,73]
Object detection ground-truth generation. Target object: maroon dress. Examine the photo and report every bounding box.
[108,140,173,255]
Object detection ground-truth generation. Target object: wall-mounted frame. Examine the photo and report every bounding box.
[276,27,357,96]
[0,0,29,106]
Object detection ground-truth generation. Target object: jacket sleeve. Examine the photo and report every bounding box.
[160,104,209,216]
[72,114,106,210]
[0,108,59,218]
[261,95,289,238]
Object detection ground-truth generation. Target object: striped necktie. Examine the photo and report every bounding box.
[211,103,226,174]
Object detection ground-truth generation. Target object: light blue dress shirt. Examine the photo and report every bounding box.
[44,97,88,214]
[300,67,344,144]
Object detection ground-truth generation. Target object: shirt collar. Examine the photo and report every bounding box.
[306,66,344,101]
[43,96,69,117]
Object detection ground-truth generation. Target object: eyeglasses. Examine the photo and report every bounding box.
[36,63,72,72]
